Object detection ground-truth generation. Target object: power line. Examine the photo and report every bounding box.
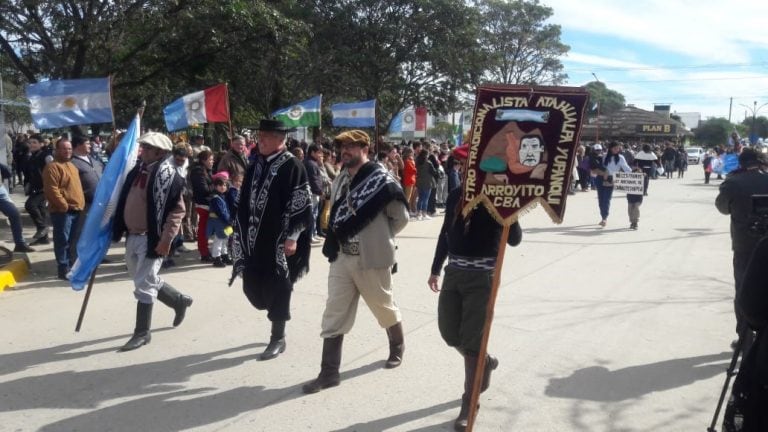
[566,62,768,72]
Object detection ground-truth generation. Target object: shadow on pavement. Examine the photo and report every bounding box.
[0,342,261,413]
[328,399,459,432]
[544,352,731,402]
[34,360,387,431]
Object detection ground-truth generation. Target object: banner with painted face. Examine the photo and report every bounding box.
[462,84,590,225]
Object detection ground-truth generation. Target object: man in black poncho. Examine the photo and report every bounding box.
[230,119,313,361]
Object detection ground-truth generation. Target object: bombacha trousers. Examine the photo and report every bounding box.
[125,234,164,304]
[438,266,493,356]
[320,252,402,338]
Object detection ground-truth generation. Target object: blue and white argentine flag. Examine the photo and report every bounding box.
[69,115,140,290]
[331,99,376,128]
[26,78,114,130]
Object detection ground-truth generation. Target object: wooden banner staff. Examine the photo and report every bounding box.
[466,223,511,432]
[225,83,234,143]
[75,102,146,333]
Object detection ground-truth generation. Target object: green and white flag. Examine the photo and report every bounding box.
[272,95,322,127]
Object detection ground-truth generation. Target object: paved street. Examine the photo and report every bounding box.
[0,171,738,432]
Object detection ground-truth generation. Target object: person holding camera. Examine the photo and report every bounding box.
[715,148,768,350]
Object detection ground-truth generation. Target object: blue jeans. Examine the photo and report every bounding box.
[595,176,614,220]
[0,185,24,246]
[417,187,432,212]
[51,211,80,273]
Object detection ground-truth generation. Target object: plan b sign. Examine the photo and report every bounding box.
[636,124,677,134]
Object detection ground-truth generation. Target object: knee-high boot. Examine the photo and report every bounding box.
[302,335,343,394]
[260,320,286,360]
[157,283,193,327]
[120,302,153,352]
[454,355,478,431]
[384,322,404,368]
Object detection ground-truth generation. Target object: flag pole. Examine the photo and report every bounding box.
[374,99,379,154]
[466,223,511,432]
[74,101,145,333]
[225,83,234,143]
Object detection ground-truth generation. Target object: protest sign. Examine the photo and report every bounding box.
[613,172,644,195]
[463,85,590,225]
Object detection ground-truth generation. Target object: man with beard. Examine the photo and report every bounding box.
[303,130,409,394]
[230,119,313,361]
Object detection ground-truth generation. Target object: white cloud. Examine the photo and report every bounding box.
[546,1,768,119]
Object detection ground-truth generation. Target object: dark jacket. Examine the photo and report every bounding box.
[24,148,51,194]
[71,154,104,204]
[189,163,214,207]
[716,168,768,253]
[217,150,248,180]
[304,157,324,196]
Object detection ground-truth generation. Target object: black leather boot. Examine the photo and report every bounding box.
[454,355,479,431]
[221,254,233,265]
[157,283,193,327]
[303,335,343,394]
[384,322,404,368]
[481,354,498,393]
[260,321,286,360]
[120,302,153,352]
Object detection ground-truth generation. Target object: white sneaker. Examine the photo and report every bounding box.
[417,214,424,221]
[423,214,432,220]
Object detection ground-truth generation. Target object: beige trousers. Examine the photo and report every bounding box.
[320,252,402,338]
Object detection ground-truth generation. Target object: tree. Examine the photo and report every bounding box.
[741,116,768,141]
[584,81,625,117]
[695,118,737,147]
[291,0,485,133]
[478,0,569,85]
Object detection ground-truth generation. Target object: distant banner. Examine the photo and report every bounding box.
[462,84,590,225]
[613,172,644,195]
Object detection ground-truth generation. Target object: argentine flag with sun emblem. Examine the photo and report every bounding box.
[331,99,376,127]
[272,95,322,128]
[163,84,230,131]
[26,78,114,129]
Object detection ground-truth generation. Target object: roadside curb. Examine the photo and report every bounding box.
[0,258,30,292]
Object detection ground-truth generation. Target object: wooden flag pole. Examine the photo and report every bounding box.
[74,268,99,332]
[466,223,511,432]
[374,99,379,154]
[225,83,234,143]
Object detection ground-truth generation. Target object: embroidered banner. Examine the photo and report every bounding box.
[462,84,590,225]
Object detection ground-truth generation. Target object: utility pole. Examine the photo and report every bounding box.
[591,72,601,144]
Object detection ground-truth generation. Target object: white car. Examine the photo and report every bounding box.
[686,147,705,164]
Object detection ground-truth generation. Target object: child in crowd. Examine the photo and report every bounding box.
[207,174,233,267]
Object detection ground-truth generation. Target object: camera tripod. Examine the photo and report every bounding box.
[707,331,752,432]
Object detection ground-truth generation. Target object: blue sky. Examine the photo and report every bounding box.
[543,0,768,122]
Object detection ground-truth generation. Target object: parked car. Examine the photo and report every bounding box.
[686,147,705,164]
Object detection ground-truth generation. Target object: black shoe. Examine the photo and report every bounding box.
[260,337,286,360]
[200,255,214,263]
[630,223,638,230]
[221,254,233,265]
[31,235,50,245]
[212,256,226,268]
[58,271,69,281]
[481,355,498,393]
[13,244,35,253]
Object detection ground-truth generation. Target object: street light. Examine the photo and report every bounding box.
[739,100,768,145]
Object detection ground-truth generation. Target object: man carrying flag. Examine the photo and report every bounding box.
[112,132,193,351]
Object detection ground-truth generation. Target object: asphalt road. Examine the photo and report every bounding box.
[0,171,738,431]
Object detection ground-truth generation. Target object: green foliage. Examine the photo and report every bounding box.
[741,116,768,140]
[584,81,625,116]
[0,0,571,137]
[478,0,569,85]
[694,118,737,147]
